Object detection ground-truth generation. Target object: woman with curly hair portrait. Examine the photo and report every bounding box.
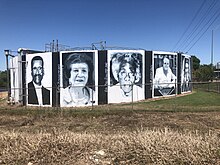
[108,52,144,103]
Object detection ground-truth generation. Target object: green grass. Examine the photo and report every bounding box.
[132,90,220,112]
[0,89,220,116]
[148,90,220,106]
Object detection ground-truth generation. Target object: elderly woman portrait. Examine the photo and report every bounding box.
[108,52,144,103]
[62,53,95,107]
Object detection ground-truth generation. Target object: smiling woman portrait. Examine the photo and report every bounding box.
[62,53,95,107]
[108,52,144,103]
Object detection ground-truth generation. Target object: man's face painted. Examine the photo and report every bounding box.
[31,60,44,85]
[163,58,170,71]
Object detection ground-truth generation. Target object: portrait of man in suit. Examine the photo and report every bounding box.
[28,56,50,105]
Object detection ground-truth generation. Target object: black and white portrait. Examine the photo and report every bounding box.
[181,55,191,92]
[60,51,97,107]
[26,53,52,106]
[108,50,144,103]
[153,52,177,97]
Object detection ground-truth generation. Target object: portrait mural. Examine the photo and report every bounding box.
[181,55,192,93]
[60,51,98,107]
[8,49,193,107]
[108,50,145,103]
[153,52,177,97]
[26,53,52,106]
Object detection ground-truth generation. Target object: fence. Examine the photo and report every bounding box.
[0,81,220,112]
[193,81,220,93]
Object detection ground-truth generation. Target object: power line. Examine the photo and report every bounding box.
[183,8,220,52]
[186,9,220,53]
[179,0,218,51]
[172,0,206,51]
[176,0,218,51]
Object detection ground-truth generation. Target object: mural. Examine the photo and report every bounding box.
[153,52,177,97]
[7,49,192,107]
[26,53,52,106]
[108,50,145,103]
[181,54,192,93]
[60,51,98,107]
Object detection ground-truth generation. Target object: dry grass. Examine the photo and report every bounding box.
[0,89,220,164]
[0,128,219,165]
[0,92,7,100]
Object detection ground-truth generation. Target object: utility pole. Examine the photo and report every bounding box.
[211,29,214,65]
[211,24,220,66]
[4,50,15,103]
[5,50,10,103]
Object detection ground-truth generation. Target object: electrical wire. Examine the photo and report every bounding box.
[183,7,220,52]
[172,0,206,51]
[179,0,218,51]
[186,9,220,53]
[173,0,220,54]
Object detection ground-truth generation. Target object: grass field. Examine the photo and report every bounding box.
[0,90,220,164]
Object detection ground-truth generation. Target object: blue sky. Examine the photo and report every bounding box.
[1,0,220,71]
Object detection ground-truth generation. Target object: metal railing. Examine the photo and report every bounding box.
[0,81,220,112]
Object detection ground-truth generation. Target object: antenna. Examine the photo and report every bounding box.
[45,40,70,52]
[91,41,106,50]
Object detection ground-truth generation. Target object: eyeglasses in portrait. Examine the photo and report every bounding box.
[108,51,144,103]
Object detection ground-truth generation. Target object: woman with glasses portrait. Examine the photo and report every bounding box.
[108,52,143,103]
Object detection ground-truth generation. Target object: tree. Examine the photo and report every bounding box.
[191,55,200,81]
[0,70,7,88]
[194,64,214,81]
[191,55,200,70]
